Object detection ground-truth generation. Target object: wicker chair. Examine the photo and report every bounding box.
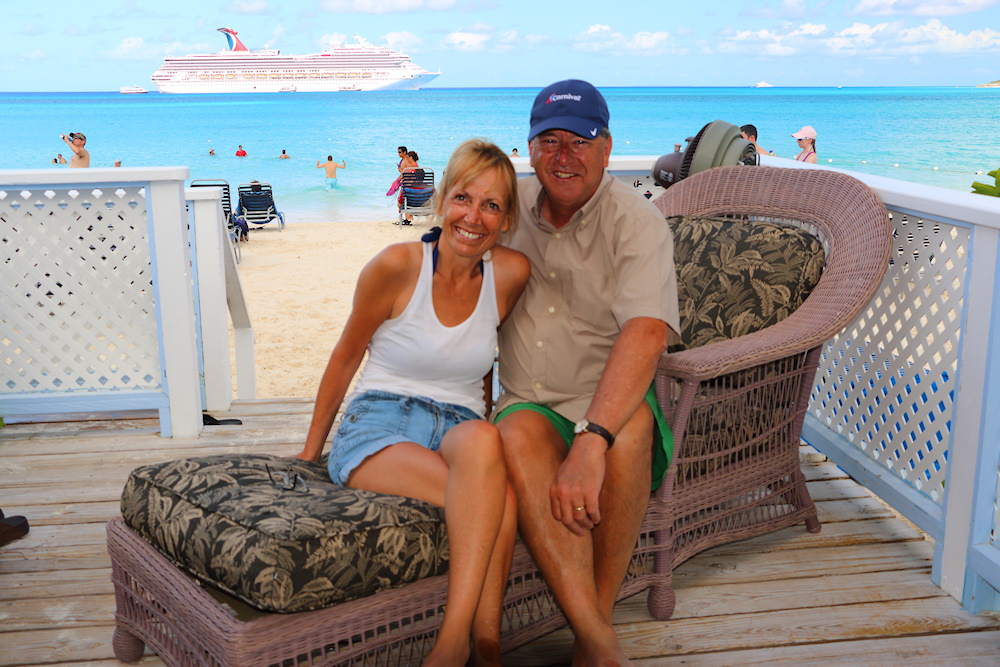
[105,165,891,665]
[644,165,892,618]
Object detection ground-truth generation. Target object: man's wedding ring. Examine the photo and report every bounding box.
[574,506,585,512]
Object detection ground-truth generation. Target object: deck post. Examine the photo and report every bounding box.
[147,178,203,438]
[188,188,233,412]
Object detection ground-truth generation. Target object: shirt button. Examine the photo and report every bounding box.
[549,271,556,279]
[548,306,555,313]
[554,232,562,239]
[536,341,543,348]
[580,219,587,226]
[534,382,543,390]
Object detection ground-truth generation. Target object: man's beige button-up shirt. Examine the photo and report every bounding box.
[496,170,680,423]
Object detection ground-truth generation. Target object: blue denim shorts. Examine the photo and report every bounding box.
[328,390,481,485]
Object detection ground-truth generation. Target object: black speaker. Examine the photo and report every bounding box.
[652,120,758,189]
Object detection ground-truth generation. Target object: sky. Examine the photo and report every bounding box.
[2,0,1000,91]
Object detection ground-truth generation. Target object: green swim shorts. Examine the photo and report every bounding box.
[494,384,673,491]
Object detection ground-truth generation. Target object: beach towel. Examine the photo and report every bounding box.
[386,176,402,196]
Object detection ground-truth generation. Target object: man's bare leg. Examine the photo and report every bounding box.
[500,408,652,667]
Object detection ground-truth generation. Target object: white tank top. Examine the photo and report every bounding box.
[350,241,500,417]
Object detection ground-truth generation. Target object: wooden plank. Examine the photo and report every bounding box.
[635,630,1000,666]
[505,597,1000,665]
[801,460,850,482]
[0,595,117,632]
[1,627,118,666]
[0,569,112,602]
[800,477,874,502]
[613,569,940,622]
[672,541,933,588]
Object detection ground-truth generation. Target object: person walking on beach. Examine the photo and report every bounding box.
[396,145,408,172]
[296,139,530,667]
[235,145,247,157]
[793,126,818,163]
[493,79,679,667]
[740,124,773,156]
[317,156,346,190]
[59,133,89,168]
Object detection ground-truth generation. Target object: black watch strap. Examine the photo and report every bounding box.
[580,421,615,449]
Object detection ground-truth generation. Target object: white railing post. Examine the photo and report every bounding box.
[936,225,999,598]
[187,187,233,412]
[225,236,257,400]
[147,179,203,438]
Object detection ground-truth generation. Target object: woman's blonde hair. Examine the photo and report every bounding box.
[434,139,519,235]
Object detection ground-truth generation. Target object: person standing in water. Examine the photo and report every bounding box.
[792,126,818,163]
[317,156,347,190]
[59,133,89,168]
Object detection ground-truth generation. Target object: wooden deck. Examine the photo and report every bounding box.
[2,398,999,667]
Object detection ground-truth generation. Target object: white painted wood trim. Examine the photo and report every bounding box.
[938,225,999,599]
[187,188,233,412]
[223,227,256,399]
[147,179,203,438]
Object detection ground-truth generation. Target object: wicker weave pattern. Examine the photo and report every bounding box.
[106,165,891,664]
[648,165,892,618]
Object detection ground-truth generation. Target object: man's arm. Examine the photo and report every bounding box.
[339,160,346,168]
[549,316,669,533]
[60,135,83,157]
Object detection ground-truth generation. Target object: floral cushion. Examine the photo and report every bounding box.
[667,215,826,350]
[120,453,449,614]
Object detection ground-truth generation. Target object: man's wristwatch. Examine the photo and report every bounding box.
[573,419,615,449]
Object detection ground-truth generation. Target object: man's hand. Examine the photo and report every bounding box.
[549,434,607,536]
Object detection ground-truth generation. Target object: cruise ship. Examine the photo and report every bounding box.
[151,28,439,94]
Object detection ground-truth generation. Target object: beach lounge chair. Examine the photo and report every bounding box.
[190,179,247,262]
[235,182,285,231]
[398,167,435,224]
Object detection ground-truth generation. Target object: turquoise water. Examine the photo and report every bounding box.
[2,87,999,223]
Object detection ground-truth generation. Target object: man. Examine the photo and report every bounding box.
[740,124,773,156]
[396,145,407,172]
[280,149,291,159]
[235,145,247,157]
[509,148,519,158]
[56,154,67,164]
[317,155,347,190]
[59,133,89,168]
[495,80,679,667]
[114,159,122,167]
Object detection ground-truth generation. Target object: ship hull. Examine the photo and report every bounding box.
[154,71,438,94]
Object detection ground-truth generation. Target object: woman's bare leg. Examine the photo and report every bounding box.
[347,419,510,667]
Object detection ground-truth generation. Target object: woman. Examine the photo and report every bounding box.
[295,139,530,667]
[792,125,818,163]
[398,150,423,222]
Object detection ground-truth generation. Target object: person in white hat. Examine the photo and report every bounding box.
[792,125,818,163]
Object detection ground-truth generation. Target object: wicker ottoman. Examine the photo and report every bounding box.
[108,453,673,666]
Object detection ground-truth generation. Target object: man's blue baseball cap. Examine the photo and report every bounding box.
[528,79,610,142]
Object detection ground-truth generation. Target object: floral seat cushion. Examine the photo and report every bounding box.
[120,453,449,613]
[667,215,827,350]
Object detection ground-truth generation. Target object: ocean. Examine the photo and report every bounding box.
[2,87,999,223]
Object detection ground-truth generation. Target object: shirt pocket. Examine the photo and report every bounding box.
[565,270,617,334]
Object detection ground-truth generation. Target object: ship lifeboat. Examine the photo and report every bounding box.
[225,74,236,80]
[199,74,210,80]
[362,72,372,78]
[270,73,281,79]
[321,72,333,78]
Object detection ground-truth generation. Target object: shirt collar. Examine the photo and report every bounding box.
[528,169,614,233]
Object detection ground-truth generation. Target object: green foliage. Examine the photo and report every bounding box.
[971,168,1000,197]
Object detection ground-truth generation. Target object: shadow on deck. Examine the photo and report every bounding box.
[2,398,999,666]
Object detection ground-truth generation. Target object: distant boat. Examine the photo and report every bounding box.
[754,80,773,88]
[120,85,148,94]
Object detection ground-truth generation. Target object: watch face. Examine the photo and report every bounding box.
[574,419,589,435]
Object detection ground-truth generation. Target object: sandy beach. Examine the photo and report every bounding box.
[229,219,429,399]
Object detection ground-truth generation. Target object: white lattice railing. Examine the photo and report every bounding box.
[1,168,255,437]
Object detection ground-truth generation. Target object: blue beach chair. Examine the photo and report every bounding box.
[190,179,248,262]
[235,182,286,231]
[398,168,435,225]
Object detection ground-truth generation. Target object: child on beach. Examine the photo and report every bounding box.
[295,139,529,667]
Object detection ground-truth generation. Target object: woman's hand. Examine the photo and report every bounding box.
[292,448,321,463]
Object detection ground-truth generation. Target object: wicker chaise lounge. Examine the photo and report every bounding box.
[106,165,892,666]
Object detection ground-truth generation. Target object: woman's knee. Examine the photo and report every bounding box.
[442,420,505,469]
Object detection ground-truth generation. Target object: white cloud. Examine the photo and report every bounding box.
[319,0,452,12]
[382,30,423,52]
[21,50,50,60]
[106,37,160,60]
[574,24,686,56]
[742,0,808,19]
[318,32,350,47]
[850,0,997,16]
[269,24,285,46]
[441,29,492,51]
[718,18,1000,56]
[222,0,269,13]
[20,23,46,36]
